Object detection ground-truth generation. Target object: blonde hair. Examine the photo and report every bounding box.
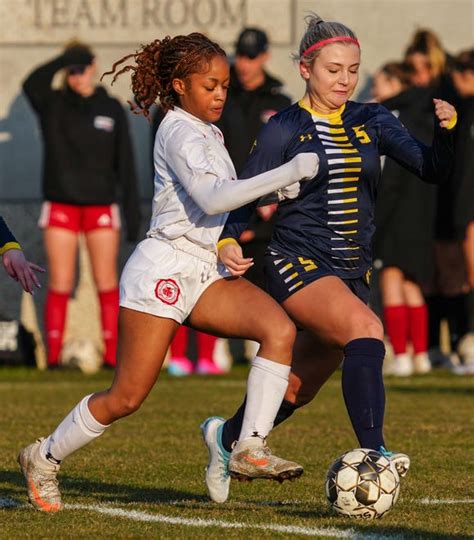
[405,29,446,80]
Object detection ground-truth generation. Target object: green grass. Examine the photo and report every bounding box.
[0,367,473,539]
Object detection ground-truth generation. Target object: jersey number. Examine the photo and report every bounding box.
[353,125,371,144]
[298,257,318,272]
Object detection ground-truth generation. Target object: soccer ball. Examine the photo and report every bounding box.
[325,448,400,519]
[60,338,102,375]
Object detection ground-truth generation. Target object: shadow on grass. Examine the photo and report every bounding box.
[0,469,207,506]
[282,508,472,539]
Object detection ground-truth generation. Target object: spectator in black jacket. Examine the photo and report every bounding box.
[23,41,141,369]
[216,28,291,364]
[372,62,436,376]
[451,49,474,290]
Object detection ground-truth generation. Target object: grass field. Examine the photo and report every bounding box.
[0,366,473,539]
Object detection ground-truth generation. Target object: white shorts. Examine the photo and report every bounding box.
[119,237,229,323]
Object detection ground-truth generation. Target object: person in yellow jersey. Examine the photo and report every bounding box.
[203,13,457,503]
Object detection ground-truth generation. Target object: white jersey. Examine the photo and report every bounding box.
[148,106,237,253]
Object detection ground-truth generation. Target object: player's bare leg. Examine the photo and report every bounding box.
[283,276,410,476]
[192,277,302,499]
[18,308,179,511]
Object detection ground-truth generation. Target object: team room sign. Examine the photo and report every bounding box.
[0,0,294,45]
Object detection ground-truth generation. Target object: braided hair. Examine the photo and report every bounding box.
[102,32,226,118]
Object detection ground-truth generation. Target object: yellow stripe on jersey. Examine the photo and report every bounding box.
[343,157,362,163]
[279,262,294,273]
[329,127,346,134]
[298,100,346,120]
[325,135,349,142]
[336,219,358,225]
[328,198,358,204]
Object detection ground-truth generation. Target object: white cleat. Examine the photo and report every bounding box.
[413,352,432,374]
[385,353,414,377]
[379,446,411,478]
[200,417,231,503]
[229,436,303,483]
[18,438,63,512]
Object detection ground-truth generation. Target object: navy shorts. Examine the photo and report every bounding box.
[263,250,371,305]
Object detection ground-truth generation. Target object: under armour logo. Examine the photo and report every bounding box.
[200,268,212,283]
[299,133,313,142]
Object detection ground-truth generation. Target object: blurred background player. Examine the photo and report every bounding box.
[23,41,141,370]
[217,27,292,364]
[444,48,474,372]
[168,325,223,376]
[372,61,435,376]
[403,31,471,369]
[1,216,44,294]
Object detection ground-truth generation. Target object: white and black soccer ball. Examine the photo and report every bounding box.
[60,338,102,375]
[325,448,400,519]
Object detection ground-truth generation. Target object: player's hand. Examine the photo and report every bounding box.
[290,152,320,181]
[433,98,457,129]
[2,249,45,294]
[218,242,254,277]
[277,182,300,201]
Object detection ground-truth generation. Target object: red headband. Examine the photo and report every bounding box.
[302,36,360,57]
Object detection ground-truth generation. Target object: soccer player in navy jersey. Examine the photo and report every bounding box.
[201,13,457,503]
[1,216,44,293]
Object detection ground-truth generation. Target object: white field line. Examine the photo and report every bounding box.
[73,504,356,538]
[0,498,351,537]
[2,497,473,537]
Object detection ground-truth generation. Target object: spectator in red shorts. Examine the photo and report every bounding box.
[23,41,141,369]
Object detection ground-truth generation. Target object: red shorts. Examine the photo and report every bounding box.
[38,202,121,233]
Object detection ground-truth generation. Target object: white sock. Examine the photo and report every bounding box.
[239,356,290,441]
[39,394,109,465]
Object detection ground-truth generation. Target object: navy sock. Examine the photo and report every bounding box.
[342,338,386,450]
[221,397,297,453]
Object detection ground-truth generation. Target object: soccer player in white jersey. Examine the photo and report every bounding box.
[17,32,319,511]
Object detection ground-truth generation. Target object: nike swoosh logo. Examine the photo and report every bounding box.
[243,455,269,467]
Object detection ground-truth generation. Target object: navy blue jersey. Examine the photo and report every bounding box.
[0,216,20,255]
[221,100,454,279]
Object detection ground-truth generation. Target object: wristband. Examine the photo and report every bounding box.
[444,111,457,131]
[217,238,239,252]
[0,242,22,256]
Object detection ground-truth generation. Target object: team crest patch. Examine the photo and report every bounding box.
[155,279,180,305]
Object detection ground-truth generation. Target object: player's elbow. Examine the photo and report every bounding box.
[195,198,233,216]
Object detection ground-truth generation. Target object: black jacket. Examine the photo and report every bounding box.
[373,86,438,286]
[217,67,291,175]
[23,55,141,240]
[437,96,474,239]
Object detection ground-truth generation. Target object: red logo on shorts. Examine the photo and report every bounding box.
[155,279,180,305]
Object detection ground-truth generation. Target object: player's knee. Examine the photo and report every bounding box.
[106,393,144,419]
[262,317,296,351]
[347,312,384,342]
